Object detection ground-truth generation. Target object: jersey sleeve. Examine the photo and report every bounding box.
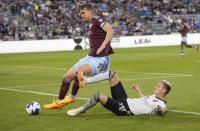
[96,17,107,28]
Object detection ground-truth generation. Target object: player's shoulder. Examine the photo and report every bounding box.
[92,15,104,20]
[92,15,105,22]
[92,15,100,20]
[148,94,167,104]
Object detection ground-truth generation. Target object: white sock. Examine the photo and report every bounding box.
[56,99,60,104]
[80,93,99,112]
[86,71,110,84]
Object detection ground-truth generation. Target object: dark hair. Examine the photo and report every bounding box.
[79,3,93,11]
[161,80,171,94]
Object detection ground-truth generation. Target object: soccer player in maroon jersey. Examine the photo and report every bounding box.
[179,19,198,57]
[44,3,114,109]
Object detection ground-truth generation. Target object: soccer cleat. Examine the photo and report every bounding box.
[57,96,75,105]
[67,108,85,116]
[196,46,199,52]
[43,100,63,109]
[77,71,87,88]
[178,54,183,57]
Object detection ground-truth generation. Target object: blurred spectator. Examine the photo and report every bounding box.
[0,0,200,41]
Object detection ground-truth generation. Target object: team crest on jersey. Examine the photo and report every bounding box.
[89,23,93,29]
[153,100,158,102]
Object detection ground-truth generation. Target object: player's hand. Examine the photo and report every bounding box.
[96,44,106,55]
[157,105,163,113]
[131,85,140,91]
[132,84,144,97]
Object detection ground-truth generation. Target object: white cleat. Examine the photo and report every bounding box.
[178,54,183,57]
[67,108,84,116]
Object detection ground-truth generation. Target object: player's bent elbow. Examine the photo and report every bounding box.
[110,29,114,36]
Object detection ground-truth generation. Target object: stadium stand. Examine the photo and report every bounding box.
[0,0,200,41]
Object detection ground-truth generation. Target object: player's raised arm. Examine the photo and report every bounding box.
[96,23,114,55]
[131,85,144,98]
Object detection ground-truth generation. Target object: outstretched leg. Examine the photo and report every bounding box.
[70,64,92,98]
[180,42,198,57]
[78,70,116,88]
[67,73,130,116]
[44,64,92,109]
[58,64,92,105]
[179,42,184,57]
[43,67,76,109]
[185,43,198,52]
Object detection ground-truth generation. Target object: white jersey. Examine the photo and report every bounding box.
[127,94,166,115]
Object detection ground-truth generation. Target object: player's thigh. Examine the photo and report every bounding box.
[77,64,92,76]
[73,56,93,75]
[63,65,92,80]
[111,81,128,101]
[96,56,110,74]
[87,55,110,76]
[103,97,128,116]
[73,55,110,76]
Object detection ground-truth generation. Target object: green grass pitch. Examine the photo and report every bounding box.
[0,46,200,131]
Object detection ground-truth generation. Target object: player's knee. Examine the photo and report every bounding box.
[109,73,120,86]
[99,93,108,105]
[63,69,77,80]
[62,77,71,84]
[109,70,116,80]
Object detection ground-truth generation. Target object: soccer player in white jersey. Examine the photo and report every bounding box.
[67,71,171,116]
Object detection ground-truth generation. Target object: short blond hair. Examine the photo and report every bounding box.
[161,80,171,94]
[79,3,93,11]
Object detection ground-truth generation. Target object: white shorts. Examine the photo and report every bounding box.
[181,36,187,43]
[74,55,110,76]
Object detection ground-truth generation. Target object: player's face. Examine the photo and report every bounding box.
[154,82,166,94]
[80,9,92,22]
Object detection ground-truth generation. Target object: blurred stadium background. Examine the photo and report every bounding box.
[0,0,200,41]
[0,0,200,131]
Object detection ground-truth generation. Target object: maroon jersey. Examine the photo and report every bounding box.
[87,16,114,57]
[179,24,189,37]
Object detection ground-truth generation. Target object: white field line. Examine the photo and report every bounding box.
[5,84,59,89]
[1,65,193,77]
[0,87,199,116]
[121,75,191,81]
[2,75,191,90]
[168,109,200,116]
[0,87,89,100]
[117,71,192,77]
[5,65,66,70]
